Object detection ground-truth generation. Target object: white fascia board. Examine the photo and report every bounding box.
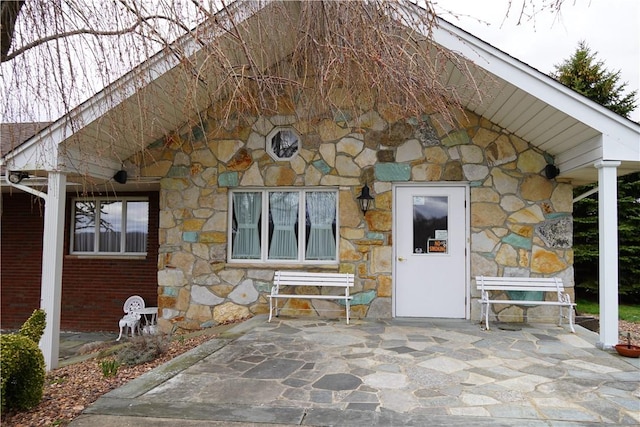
[601,131,640,162]
[3,134,121,179]
[3,133,60,171]
[431,19,640,147]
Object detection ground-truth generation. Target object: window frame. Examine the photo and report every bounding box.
[227,188,339,265]
[266,127,301,161]
[69,197,149,257]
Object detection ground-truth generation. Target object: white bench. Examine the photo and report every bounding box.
[476,276,576,333]
[269,271,355,324]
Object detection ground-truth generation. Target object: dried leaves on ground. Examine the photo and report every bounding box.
[1,333,213,427]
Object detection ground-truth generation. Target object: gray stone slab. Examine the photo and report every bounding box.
[303,407,553,426]
[242,358,305,379]
[104,339,229,399]
[145,376,286,404]
[537,407,602,423]
[96,399,303,424]
[66,318,640,427]
[387,345,417,354]
[313,373,362,391]
[487,403,541,419]
[346,402,379,411]
[273,324,302,334]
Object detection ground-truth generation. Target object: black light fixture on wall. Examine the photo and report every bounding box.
[357,183,375,215]
[113,170,128,184]
[544,164,560,180]
[8,171,29,184]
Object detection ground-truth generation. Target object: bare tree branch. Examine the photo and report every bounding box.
[1,0,25,61]
[2,12,192,63]
[1,0,569,145]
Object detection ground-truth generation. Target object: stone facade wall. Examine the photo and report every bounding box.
[135,105,573,333]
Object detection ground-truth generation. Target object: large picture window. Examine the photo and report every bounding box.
[71,198,149,255]
[229,189,338,263]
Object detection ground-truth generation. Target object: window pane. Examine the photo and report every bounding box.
[305,192,336,260]
[73,201,96,252]
[126,201,148,252]
[413,196,448,254]
[268,192,299,259]
[232,192,262,259]
[99,201,122,252]
[270,129,299,159]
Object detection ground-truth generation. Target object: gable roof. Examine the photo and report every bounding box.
[2,1,639,186]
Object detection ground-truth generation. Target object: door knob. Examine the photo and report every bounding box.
[398,257,406,261]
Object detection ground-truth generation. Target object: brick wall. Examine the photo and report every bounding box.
[0,192,44,328]
[1,191,159,332]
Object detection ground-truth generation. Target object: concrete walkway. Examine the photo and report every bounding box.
[69,316,639,426]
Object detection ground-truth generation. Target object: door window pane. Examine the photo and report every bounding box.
[412,196,448,254]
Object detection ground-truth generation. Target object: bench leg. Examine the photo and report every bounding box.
[557,305,576,333]
[346,299,350,325]
[268,296,281,322]
[567,306,575,333]
[558,306,563,328]
[485,302,491,331]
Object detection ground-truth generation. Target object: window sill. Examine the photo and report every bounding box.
[66,254,148,260]
[226,261,339,270]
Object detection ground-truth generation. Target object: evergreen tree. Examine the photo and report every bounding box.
[553,41,637,117]
[554,41,639,303]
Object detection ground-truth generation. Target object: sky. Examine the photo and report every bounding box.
[434,0,640,122]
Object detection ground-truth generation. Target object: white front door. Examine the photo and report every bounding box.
[394,185,468,318]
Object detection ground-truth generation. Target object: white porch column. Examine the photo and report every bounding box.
[40,172,67,370]
[594,160,620,349]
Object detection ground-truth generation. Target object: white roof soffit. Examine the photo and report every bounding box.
[4,1,639,186]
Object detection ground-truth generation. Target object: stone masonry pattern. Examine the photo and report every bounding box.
[132,102,573,333]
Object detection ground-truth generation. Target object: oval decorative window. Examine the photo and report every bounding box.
[267,127,300,161]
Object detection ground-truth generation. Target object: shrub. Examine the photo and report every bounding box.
[18,308,46,343]
[1,309,47,412]
[116,334,169,366]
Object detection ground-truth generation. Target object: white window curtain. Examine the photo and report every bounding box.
[72,199,148,254]
[99,201,122,252]
[126,201,148,252]
[232,192,262,258]
[305,192,336,260]
[73,201,96,252]
[269,192,298,259]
